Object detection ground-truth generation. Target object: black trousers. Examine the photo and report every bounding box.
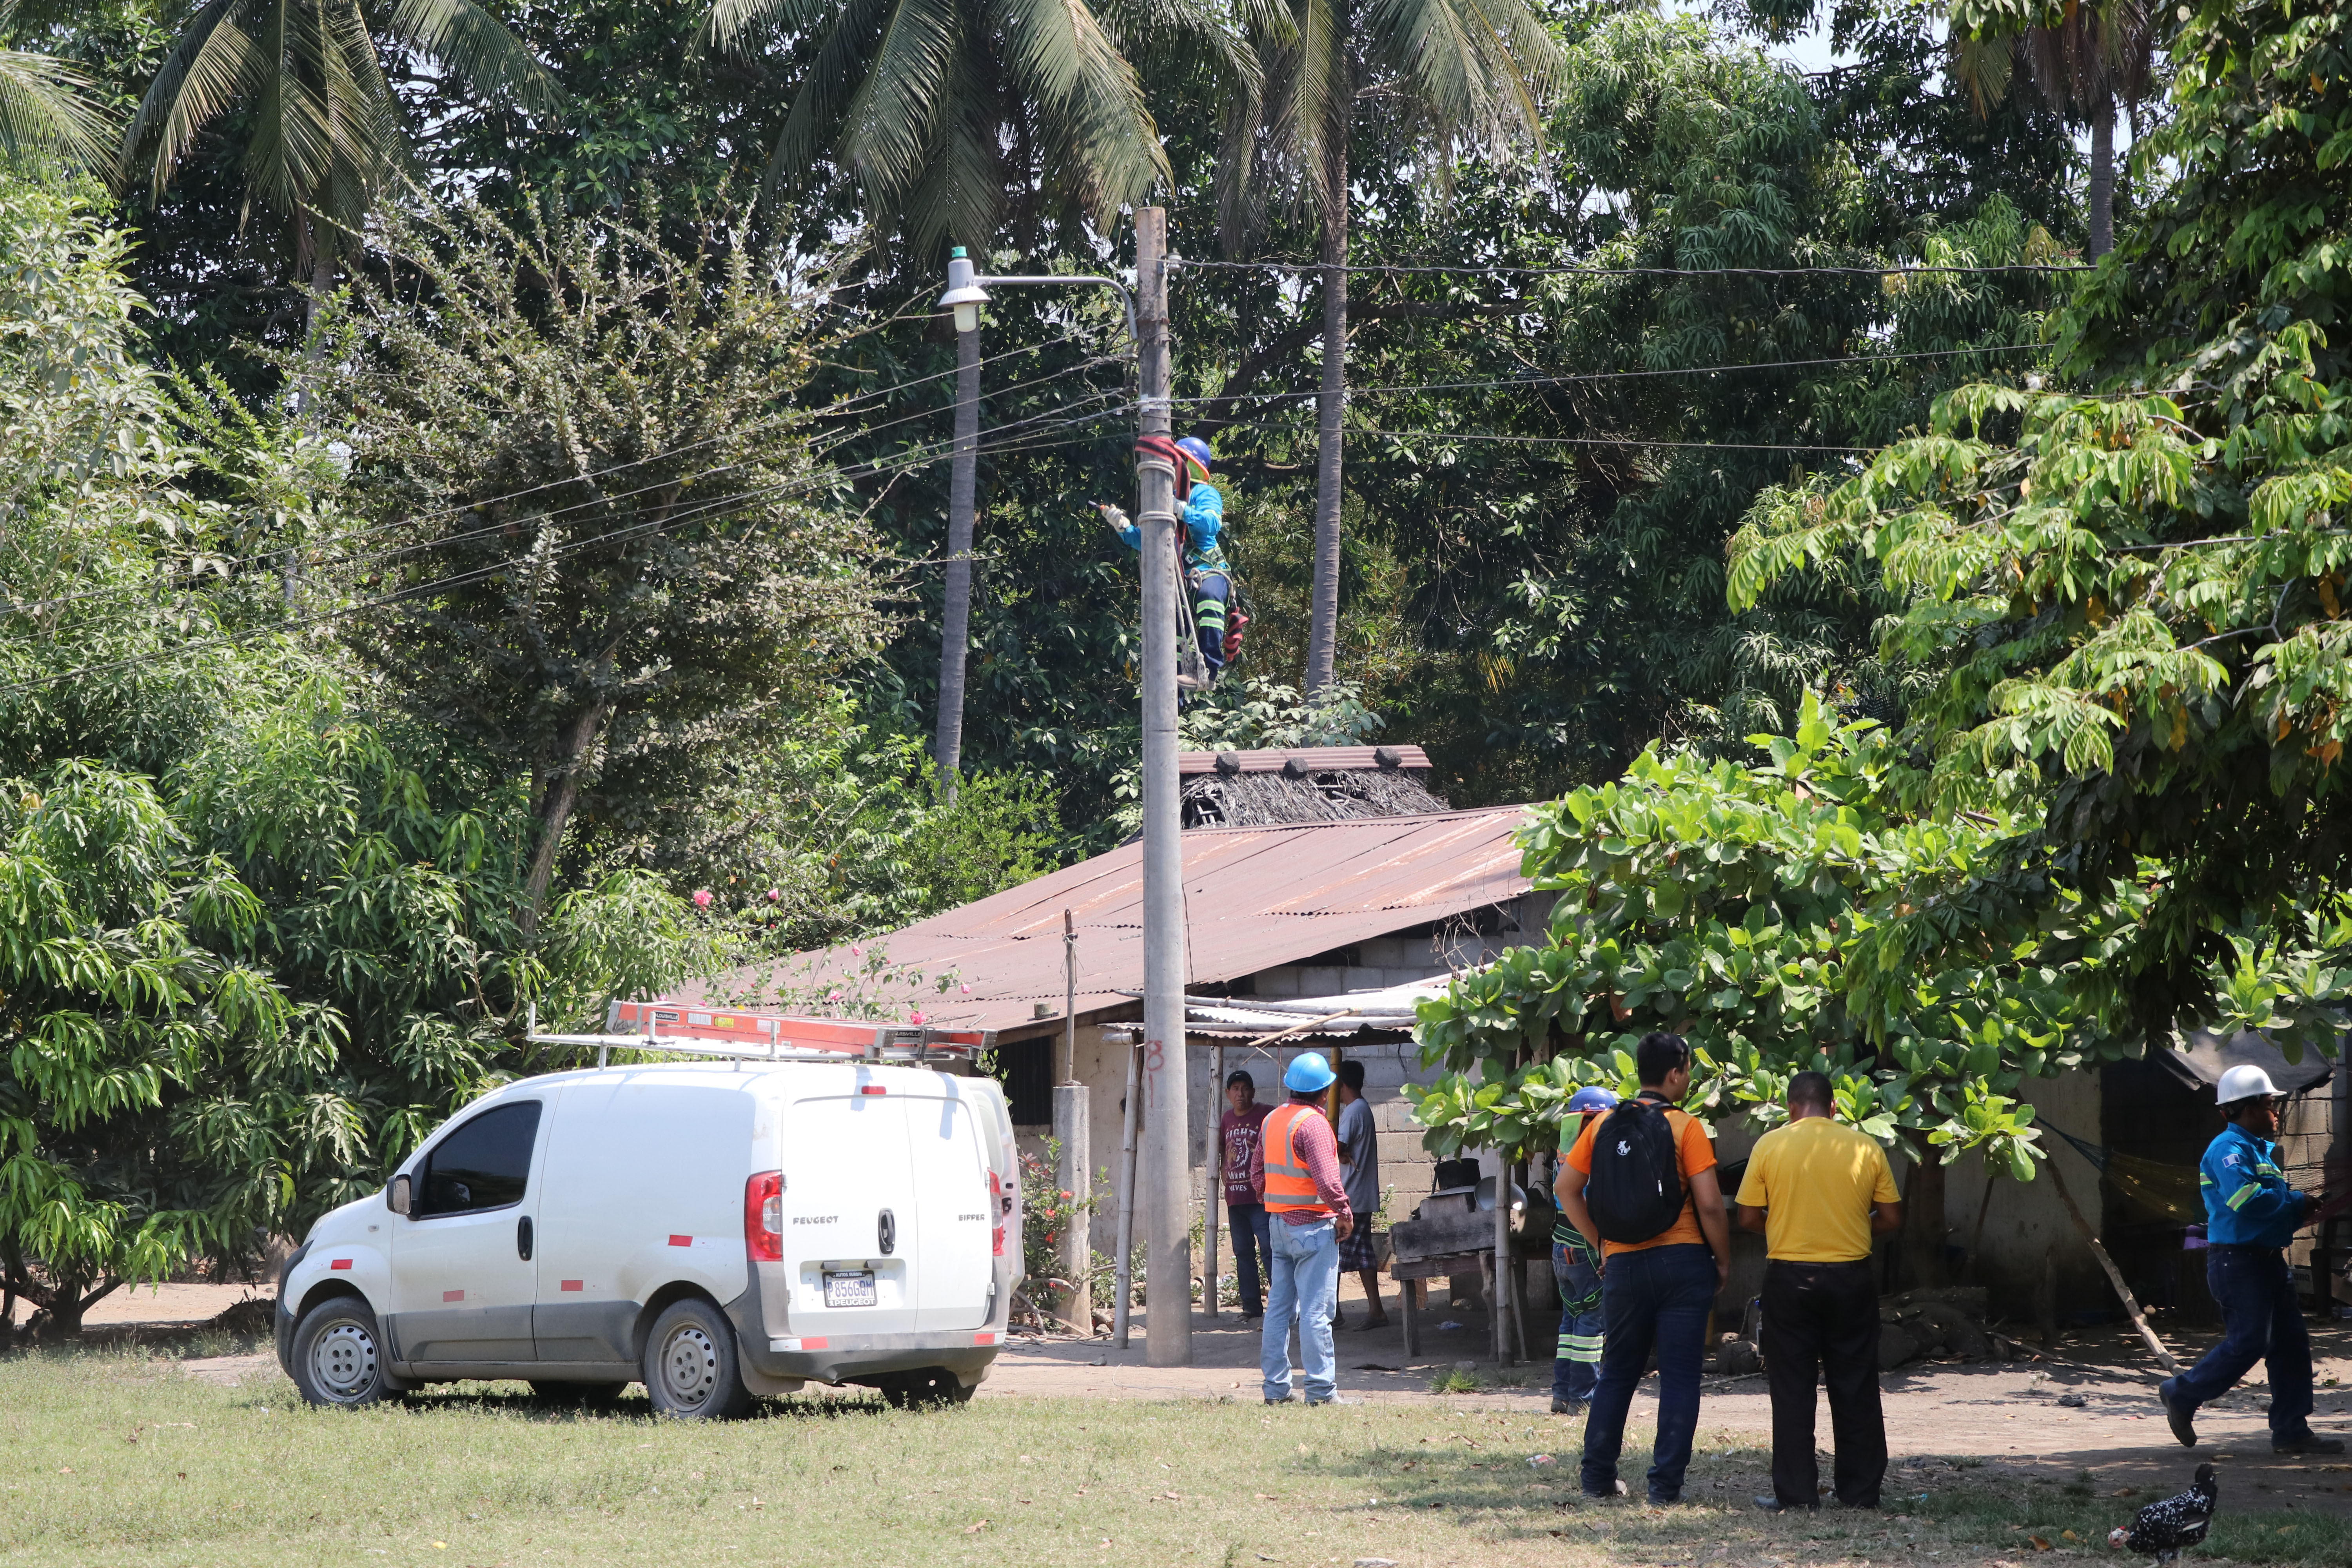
[1760,1259,1886,1508]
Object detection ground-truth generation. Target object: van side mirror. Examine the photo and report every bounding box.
[389,1174,412,1216]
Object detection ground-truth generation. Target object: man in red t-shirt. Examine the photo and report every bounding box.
[1219,1070,1275,1320]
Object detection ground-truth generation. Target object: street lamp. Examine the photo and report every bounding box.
[929,252,1137,805]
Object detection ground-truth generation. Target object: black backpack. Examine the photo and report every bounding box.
[1584,1098,1688,1244]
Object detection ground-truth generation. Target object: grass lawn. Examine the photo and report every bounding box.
[1,1338,2344,1566]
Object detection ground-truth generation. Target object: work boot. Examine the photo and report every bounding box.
[1550,1396,1587,1416]
[2157,1378,2197,1448]
[1752,1496,1817,1513]
[2273,1432,2347,1455]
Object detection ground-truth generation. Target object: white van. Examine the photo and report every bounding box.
[272,1059,1020,1417]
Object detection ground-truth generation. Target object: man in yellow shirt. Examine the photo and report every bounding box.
[1733,1071,1904,1512]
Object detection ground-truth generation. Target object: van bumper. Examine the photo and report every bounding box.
[732,1326,1004,1388]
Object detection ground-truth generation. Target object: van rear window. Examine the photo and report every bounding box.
[420,1101,542,1215]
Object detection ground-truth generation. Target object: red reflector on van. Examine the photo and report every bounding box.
[330,1259,352,1271]
[561,1280,584,1292]
[744,1171,784,1262]
[443,1289,465,1302]
[859,1085,887,1096]
[668,1234,692,1248]
[973,1332,997,1346]
[800,1338,828,1350]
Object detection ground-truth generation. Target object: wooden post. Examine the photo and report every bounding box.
[1204,1042,1221,1320]
[2047,1160,2178,1372]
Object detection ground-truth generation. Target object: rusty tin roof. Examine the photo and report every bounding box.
[688,806,1532,1040]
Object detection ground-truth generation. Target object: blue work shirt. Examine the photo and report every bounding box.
[2198,1121,2308,1247]
[1116,480,1224,561]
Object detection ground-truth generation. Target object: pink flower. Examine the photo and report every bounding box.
[959,982,972,995]
[826,990,842,1002]
[691,889,713,909]
[850,944,864,958]
[910,1010,927,1025]
[766,888,780,901]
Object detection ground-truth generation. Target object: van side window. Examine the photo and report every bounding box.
[417,1101,543,1216]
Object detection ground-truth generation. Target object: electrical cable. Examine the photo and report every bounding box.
[5,346,1126,621]
[0,399,1142,701]
[1208,415,1877,454]
[1173,258,2092,279]
[1176,341,2044,405]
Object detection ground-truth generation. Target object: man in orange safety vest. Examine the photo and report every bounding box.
[1250,1051,1353,1405]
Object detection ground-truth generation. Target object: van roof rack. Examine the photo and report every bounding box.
[524,1001,995,1070]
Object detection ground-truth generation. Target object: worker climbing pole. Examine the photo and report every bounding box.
[1101,434,1248,690]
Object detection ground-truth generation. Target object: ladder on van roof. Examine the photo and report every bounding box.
[523,1001,996,1069]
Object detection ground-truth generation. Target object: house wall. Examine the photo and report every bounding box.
[1940,1069,2111,1323]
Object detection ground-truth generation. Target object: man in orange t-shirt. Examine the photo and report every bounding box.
[1555,1032,1730,1506]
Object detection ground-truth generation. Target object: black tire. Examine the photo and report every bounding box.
[641,1299,754,1420]
[531,1380,628,1406]
[289,1296,392,1409]
[879,1367,975,1409]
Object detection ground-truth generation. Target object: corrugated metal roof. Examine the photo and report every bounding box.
[686,807,1532,1039]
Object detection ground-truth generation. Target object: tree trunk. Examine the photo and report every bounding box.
[1302,138,1349,695]
[2087,91,2115,259]
[935,321,981,803]
[520,699,613,931]
[1899,1134,1947,1288]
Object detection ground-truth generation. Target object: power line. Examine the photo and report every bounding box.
[5,347,1126,621]
[1173,258,2091,279]
[1210,416,1877,454]
[1178,341,2043,405]
[0,401,1140,702]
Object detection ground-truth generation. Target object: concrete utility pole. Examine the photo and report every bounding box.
[1135,207,1192,1368]
[932,248,985,803]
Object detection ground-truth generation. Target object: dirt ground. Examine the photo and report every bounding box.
[93,1279,2352,1519]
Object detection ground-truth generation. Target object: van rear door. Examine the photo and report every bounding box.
[902,1089,995,1332]
[778,1086,921,1335]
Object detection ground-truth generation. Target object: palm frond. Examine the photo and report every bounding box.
[835,0,966,212]
[755,0,895,203]
[994,0,1168,221]
[0,45,114,169]
[388,0,564,115]
[898,49,1003,254]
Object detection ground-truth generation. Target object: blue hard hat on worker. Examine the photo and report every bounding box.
[1283,1051,1336,1093]
[1175,436,1214,484]
[1566,1086,1621,1114]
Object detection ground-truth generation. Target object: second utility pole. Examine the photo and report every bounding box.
[1136,207,1192,1368]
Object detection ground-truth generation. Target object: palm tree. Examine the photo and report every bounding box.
[1232,0,1558,692]
[702,0,1254,257]
[1952,0,2156,257]
[0,43,113,168]
[119,1,559,301]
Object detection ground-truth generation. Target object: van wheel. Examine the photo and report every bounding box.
[290,1296,391,1409]
[880,1367,974,1409]
[642,1300,754,1420]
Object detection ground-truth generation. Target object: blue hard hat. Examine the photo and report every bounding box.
[1175,436,1213,477]
[1566,1086,1621,1114]
[1283,1051,1336,1093]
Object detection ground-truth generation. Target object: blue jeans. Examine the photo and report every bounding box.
[1261,1216,1339,1403]
[1580,1243,1716,1503]
[2165,1247,2315,1438]
[1229,1200,1273,1317]
[1553,1241,1604,1403]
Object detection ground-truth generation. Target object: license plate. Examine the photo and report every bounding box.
[823,1270,877,1308]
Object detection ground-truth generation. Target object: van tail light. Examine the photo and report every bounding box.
[988,1168,1005,1257]
[746,1171,784,1262]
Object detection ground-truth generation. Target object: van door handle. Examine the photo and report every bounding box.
[877,1209,897,1256]
[517,1215,534,1261]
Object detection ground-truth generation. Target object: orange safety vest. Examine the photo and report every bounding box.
[1261,1103,1333,1216]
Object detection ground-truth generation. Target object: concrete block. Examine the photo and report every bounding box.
[1343,966,1388,993]
[1296,966,1343,996]
[1253,969,1301,996]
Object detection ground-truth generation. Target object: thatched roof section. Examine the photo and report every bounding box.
[1177,744,1450,829]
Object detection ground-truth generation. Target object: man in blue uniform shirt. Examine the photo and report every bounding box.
[2157,1064,2345,1454]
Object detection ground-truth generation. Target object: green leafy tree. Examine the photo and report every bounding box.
[1410,693,2147,1281]
[0,33,113,165]
[1228,0,1558,693]
[118,0,559,291]
[699,0,1250,256]
[311,194,890,929]
[1729,0,2352,1048]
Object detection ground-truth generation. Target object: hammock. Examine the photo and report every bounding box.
[2042,1121,2206,1225]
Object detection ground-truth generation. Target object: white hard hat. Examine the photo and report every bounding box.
[2216,1063,2284,1105]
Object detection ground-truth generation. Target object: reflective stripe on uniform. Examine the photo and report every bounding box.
[1559,1330,1602,1365]
[2226,1183,2258,1210]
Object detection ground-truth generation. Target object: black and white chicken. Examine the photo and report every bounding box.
[2107,1463,2217,1563]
